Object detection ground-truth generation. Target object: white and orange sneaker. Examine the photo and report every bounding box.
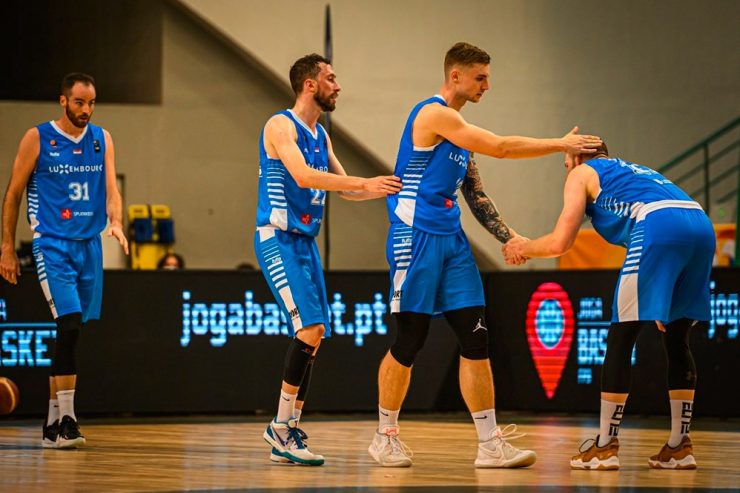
[570,436,620,470]
[648,436,697,469]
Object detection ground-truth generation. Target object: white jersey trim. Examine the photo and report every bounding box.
[287,110,318,139]
[50,120,88,144]
[630,200,703,222]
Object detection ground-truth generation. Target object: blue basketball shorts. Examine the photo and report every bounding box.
[254,227,331,336]
[387,223,485,315]
[612,204,715,323]
[32,235,103,322]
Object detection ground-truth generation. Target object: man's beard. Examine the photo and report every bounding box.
[314,92,336,112]
[65,105,90,128]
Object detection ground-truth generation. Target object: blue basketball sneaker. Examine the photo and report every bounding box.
[263,418,324,466]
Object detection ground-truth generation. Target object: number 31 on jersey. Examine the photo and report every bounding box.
[68,182,90,201]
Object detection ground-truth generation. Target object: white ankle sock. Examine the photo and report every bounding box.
[47,399,59,426]
[668,399,692,447]
[57,390,76,421]
[277,390,296,423]
[598,399,625,447]
[471,408,497,441]
[294,407,303,422]
[378,405,399,432]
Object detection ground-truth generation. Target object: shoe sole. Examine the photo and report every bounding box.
[42,439,58,449]
[648,456,697,470]
[368,444,412,467]
[570,456,620,470]
[476,451,537,468]
[57,437,86,449]
[262,429,324,466]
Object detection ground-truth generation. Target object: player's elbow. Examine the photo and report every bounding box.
[293,173,312,189]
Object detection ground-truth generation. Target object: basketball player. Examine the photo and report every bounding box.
[255,54,402,466]
[0,73,128,448]
[503,143,713,470]
[369,42,603,468]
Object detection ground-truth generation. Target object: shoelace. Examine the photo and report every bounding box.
[385,433,414,458]
[490,424,527,455]
[286,426,309,450]
[494,424,527,441]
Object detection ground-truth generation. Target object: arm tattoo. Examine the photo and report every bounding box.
[461,154,513,244]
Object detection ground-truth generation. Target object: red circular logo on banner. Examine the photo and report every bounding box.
[525,282,574,399]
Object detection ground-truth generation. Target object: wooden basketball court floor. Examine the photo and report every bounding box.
[1,413,738,492]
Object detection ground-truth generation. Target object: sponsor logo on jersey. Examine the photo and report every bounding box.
[449,151,467,166]
[288,307,300,320]
[445,198,454,209]
[392,289,402,301]
[61,209,72,220]
[301,214,311,225]
[73,149,82,155]
[49,140,57,147]
[314,146,320,153]
[49,164,103,175]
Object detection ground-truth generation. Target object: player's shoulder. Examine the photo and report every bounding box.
[416,101,461,128]
[264,113,298,141]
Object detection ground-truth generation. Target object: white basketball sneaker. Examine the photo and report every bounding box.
[475,424,537,468]
[263,418,325,466]
[368,426,413,467]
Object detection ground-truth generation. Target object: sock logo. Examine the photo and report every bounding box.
[609,404,625,436]
[525,283,574,399]
[681,401,692,434]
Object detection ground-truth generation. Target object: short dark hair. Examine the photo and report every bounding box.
[289,54,330,95]
[590,141,609,156]
[61,73,95,96]
[444,42,491,75]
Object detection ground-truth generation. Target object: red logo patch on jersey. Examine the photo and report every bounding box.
[61,209,72,220]
[301,214,311,225]
[314,147,320,153]
[73,149,82,155]
[50,140,57,147]
[445,198,454,209]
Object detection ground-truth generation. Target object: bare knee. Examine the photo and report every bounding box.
[296,324,325,348]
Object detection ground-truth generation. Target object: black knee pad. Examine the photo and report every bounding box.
[52,312,82,376]
[296,356,316,402]
[283,338,315,387]
[663,318,697,390]
[601,321,644,393]
[444,306,489,360]
[389,312,431,367]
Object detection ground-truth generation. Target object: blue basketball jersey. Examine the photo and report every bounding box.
[387,96,470,235]
[28,121,107,240]
[256,110,329,237]
[585,158,697,246]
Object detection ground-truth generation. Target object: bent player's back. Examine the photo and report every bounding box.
[585,157,699,246]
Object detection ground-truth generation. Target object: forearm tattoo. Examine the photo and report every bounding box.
[461,154,513,244]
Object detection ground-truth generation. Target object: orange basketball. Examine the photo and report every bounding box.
[0,377,20,415]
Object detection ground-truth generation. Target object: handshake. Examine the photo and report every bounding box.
[501,235,530,266]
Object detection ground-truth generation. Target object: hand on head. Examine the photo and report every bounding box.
[563,126,602,155]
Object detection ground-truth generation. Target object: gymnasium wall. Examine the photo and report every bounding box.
[1,0,739,269]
